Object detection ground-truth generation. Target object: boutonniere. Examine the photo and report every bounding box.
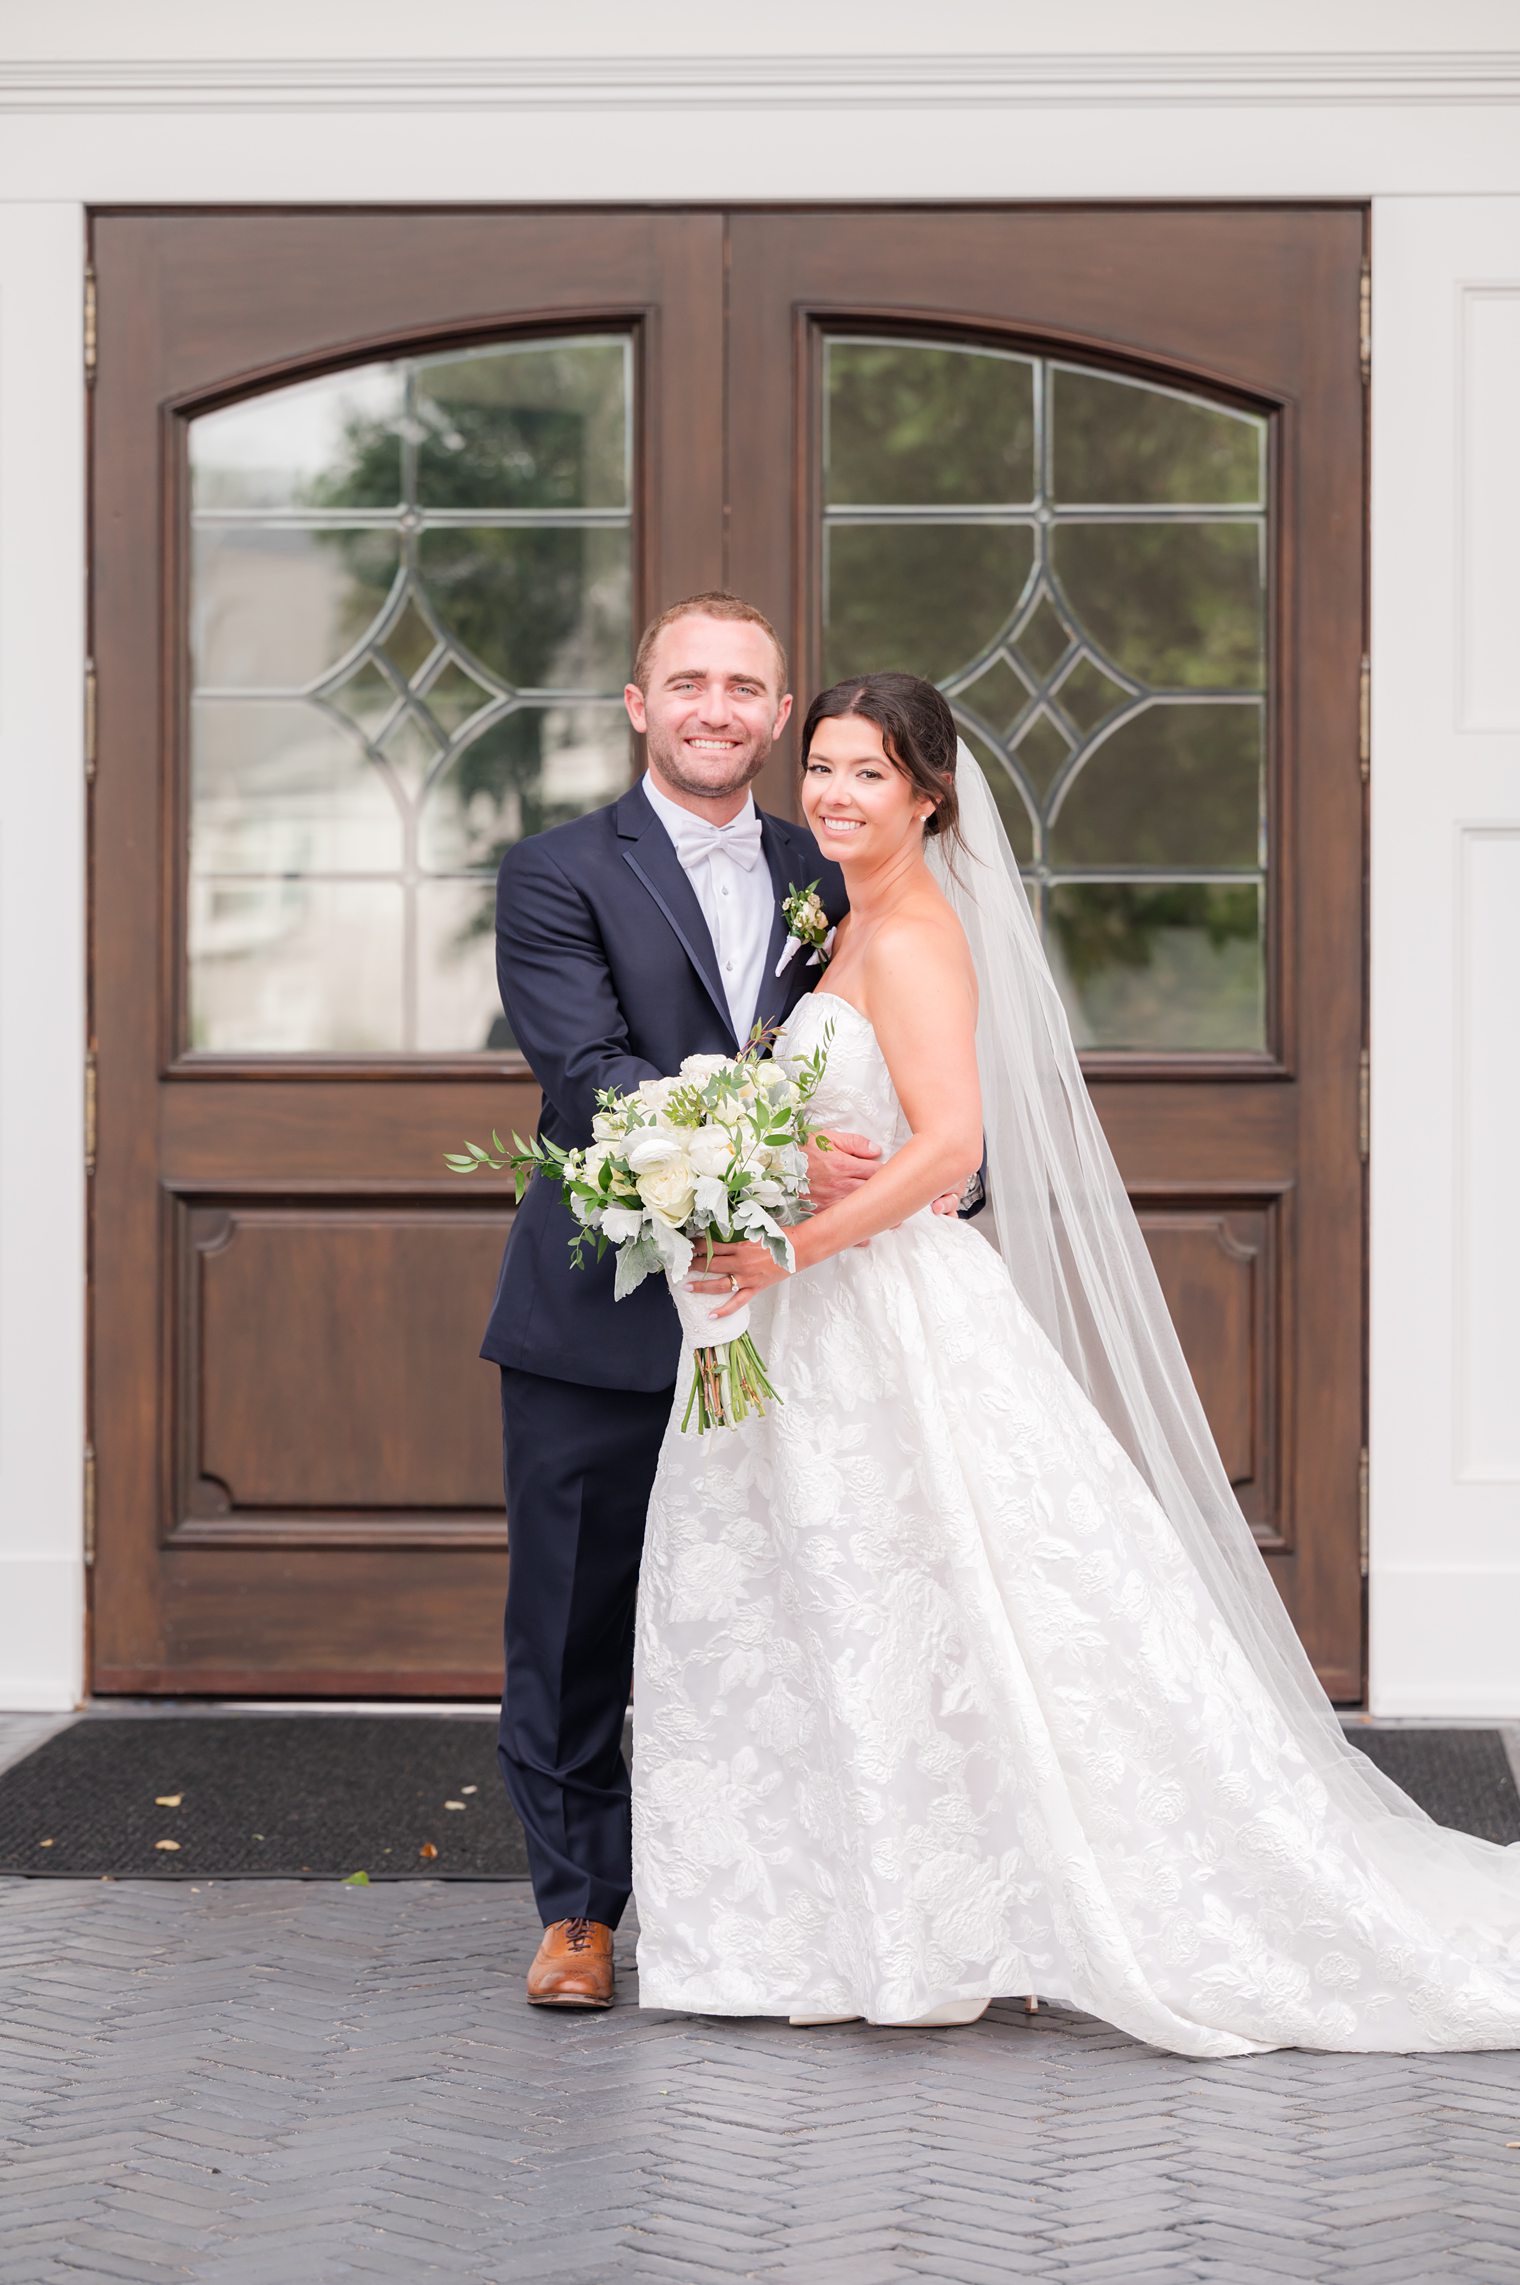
[775,879,836,977]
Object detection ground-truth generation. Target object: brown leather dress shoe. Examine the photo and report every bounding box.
[526,1917,615,2008]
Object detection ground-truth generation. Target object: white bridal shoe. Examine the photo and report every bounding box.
[789,1997,1023,2028]
[896,1998,991,2027]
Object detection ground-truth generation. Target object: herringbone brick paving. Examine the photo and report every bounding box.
[2,1875,1519,2284]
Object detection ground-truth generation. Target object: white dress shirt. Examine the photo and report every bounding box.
[641,775,774,1045]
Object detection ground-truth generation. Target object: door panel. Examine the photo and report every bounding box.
[727,208,1365,1694]
[91,212,724,1693]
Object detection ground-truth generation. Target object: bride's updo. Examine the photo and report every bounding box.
[799,672,962,848]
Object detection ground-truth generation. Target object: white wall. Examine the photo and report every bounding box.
[1,5,1519,1708]
[1369,199,1520,1713]
[0,204,85,1709]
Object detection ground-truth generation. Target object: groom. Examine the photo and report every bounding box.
[480,592,872,2007]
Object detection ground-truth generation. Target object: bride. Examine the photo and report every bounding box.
[629,671,1520,2058]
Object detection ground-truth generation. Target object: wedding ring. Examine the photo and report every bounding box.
[728,1274,740,1294]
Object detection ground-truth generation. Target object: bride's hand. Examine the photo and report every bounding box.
[686,1239,795,1318]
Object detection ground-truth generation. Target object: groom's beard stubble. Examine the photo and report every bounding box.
[643,723,775,804]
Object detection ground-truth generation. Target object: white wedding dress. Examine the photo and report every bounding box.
[631,985,1520,2057]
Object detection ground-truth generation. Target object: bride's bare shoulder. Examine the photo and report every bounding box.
[861,894,977,1015]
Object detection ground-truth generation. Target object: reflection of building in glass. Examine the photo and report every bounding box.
[822,340,1267,1051]
[187,339,636,1054]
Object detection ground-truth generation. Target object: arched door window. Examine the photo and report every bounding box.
[821,339,1268,1052]
[187,336,635,1054]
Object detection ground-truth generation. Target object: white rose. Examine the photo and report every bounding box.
[625,1128,688,1176]
[750,1177,785,1207]
[634,1076,679,1114]
[687,1125,735,1179]
[679,1054,731,1084]
[637,1157,697,1229]
[591,1109,627,1143]
[582,1141,611,1184]
[600,1204,646,1244]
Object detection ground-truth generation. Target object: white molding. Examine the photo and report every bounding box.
[3,51,1520,113]
[1369,194,1520,1716]
[0,204,86,1713]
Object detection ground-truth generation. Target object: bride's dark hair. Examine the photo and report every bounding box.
[799,672,963,848]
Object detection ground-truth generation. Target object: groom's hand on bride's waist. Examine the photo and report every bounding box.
[805,1131,880,1212]
[806,1130,963,1226]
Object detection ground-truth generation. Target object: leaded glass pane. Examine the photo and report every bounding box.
[1051,366,1263,506]
[826,341,1036,507]
[1052,703,1263,871]
[186,336,634,1056]
[824,523,1034,686]
[820,336,1271,1053]
[1047,883,1263,1051]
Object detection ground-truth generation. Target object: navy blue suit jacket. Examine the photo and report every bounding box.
[479,781,848,1392]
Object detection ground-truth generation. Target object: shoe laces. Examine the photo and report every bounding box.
[562,1916,595,1953]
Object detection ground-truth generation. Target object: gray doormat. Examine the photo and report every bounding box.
[0,1716,1513,1880]
[0,1716,531,1880]
[1342,1723,1520,1846]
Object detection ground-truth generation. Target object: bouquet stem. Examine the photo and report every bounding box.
[681,1332,780,1434]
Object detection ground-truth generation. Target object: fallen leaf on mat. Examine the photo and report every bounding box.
[418,1842,439,1860]
[444,1800,466,1811]
[154,1839,181,1852]
[39,1838,54,1848]
[155,1793,182,1807]
[461,1784,478,1795]
[343,1871,370,1886]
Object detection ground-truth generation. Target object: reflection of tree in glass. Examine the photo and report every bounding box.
[312,402,595,692]
[827,524,1033,687]
[1054,704,1261,871]
[1052,370,1261,506]
[415,342,627,512]
[311,385,629,949]
[828,343,1036,506]
[1052,884,1261,1050]
[1053,524,1263,692]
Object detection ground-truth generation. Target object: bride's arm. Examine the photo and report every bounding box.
[698,919,983,1313]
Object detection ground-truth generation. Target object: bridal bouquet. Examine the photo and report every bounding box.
[447,1032,831,1432]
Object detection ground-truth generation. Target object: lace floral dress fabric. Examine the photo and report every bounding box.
[631,992,1520,2056]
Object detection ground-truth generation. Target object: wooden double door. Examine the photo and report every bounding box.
[90,206,1367,1699]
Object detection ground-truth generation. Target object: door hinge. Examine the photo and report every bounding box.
[1359,259,1370,387]
[84,657,97,783]
[1358,654,1370,783]
[1358,1445,1369,1578]
[83,262,97,388]
[84,1047,97,1176]
[83,1442,97,1568]
[1358,1048,1370,1163]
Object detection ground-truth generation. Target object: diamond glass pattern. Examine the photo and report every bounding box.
[822,338,1269,1052]
[187,338,634,1055]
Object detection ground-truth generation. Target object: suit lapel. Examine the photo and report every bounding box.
[756,813,841,1029]
[616,784,738,1048]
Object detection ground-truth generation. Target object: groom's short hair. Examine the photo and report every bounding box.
[632,591,788,696]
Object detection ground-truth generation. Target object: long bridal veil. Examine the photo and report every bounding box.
[930,741,1520,1932]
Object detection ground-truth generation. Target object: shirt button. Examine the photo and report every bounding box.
[721,885,729,896]
[725,959,734,971]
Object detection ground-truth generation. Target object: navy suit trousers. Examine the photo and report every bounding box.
[497,1365,673,1927]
